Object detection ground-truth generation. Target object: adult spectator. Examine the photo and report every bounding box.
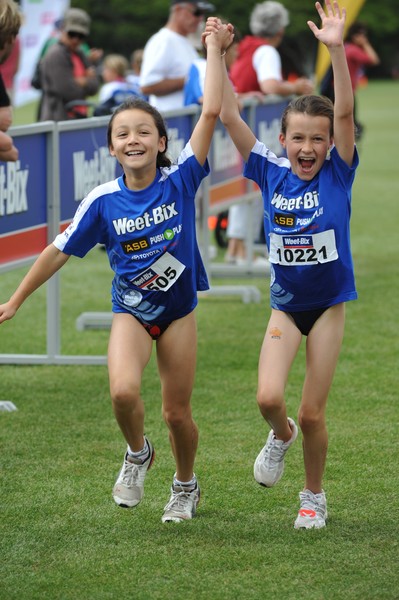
[229,1,314,97]
[39,8,100,121]
[140,0,215,111]
[0,0,22,162]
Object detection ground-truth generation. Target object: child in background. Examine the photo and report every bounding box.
[207,0,358,528]
[126,48,147,100]
[0,24,234,523]
[94,54,143,116]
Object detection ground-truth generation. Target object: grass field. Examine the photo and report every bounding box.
[1,81,399,599]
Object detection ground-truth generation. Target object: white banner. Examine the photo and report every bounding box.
[14,0,70,107]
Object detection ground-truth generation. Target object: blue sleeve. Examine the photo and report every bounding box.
[184,64,202,106]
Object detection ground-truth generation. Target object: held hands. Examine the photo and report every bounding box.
[307,0,346,48]
[202,17,234,54]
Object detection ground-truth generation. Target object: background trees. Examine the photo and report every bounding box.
[76,0,398,78]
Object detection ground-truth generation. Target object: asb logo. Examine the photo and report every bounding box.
[121,237,150,254]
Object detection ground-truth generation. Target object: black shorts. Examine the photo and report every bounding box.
[287,307,329,337]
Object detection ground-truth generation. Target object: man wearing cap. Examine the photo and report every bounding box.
[140,0,214,112]
[39,8,100,121]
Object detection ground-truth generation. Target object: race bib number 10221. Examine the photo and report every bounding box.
[269,230,338,266]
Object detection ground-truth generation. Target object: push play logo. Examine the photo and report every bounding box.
[73,148,116,201]
[0,161,28,217]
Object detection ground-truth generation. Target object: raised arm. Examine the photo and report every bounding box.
[189,22,234,166]
[0,244,70,324]
[308,0,355,166]
[203,18,256,162]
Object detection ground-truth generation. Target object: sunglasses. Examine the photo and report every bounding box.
[192,8,205,16]
[67,31,86,40]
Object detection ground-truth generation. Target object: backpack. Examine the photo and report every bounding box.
[31,59,42,90]
[93,88,142,117]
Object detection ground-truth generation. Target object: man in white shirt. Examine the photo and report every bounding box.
[140,0,214,112]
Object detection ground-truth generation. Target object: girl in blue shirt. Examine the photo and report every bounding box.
[206,0,358,529]
[0,24,234,524]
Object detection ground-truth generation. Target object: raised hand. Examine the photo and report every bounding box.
[307,0,346,47]
[202,17,234,52]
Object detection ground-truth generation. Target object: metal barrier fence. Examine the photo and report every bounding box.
[0,97,288,364]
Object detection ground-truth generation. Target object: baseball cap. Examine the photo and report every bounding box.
[63,8,91,36]
[171,0,215,12]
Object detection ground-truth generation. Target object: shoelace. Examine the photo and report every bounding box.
[121,460,146,487]
[263,435,285,464]
[299,491,326,518]
[165,490,195,514]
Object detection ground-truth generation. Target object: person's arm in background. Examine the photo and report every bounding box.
[255,46,314,96]
[349,31,379,66]
[260,76,314,96]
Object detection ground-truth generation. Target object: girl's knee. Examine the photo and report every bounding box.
[298,407,325,434]
[162,405,191,430]
[111,383,140,412]
[256,386,284,416]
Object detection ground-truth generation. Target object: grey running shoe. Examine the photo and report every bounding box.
[254,417,298,487]
[113,438,155,508]
[161,483,200,523]
[294,489,328,529]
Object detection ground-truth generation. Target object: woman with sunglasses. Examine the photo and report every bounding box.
[39,8,100,121]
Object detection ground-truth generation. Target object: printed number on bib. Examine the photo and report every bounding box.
[269,230,338,266]
[131,252,185,291]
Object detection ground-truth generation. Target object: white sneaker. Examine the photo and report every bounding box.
[294,489,328,529]
[161,482,200,523]
[112,438,155,508]
[254,417,298,487]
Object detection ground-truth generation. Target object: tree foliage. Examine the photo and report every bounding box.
[73,0,398,77]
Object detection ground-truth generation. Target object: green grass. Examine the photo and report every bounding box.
[12,98,40,126]
[1,80,399,599]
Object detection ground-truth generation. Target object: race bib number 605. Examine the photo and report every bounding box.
[269,230,338,266]
[130,252,185,291]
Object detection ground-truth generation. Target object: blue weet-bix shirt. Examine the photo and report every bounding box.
[244,140,359,311]
[54,142,210,324]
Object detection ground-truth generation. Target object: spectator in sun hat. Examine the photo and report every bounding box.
[140,0,215,111]
[39,7,100,121]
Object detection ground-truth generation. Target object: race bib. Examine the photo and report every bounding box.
[269,230,338,266]
[130,252,185,291]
